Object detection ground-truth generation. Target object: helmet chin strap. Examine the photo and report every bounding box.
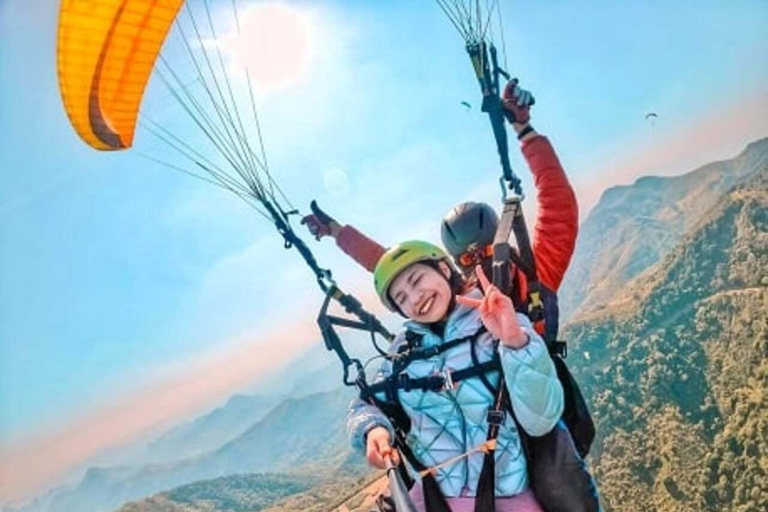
[442,267,460,322]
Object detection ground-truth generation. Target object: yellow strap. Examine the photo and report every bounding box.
[529,290,543,310]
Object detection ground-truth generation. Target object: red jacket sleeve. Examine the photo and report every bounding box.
[335,225,387,273]
[521,135,579,292]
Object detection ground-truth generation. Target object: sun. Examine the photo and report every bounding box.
[225,3,312,90]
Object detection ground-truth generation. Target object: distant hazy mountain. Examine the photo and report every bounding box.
[254,340,352,399]
[10,332,369,512]
[6,393,281,512]
[9,388,361,512]
[144,393,281,463]
[197,387,357,476]
[565,163,767,511]
[559,137,768,320]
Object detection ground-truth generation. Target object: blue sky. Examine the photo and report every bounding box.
[1,0,767,503]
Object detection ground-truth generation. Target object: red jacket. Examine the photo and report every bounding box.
[334,135,578,298]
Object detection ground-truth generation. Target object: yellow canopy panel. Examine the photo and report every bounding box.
[57,0,184,150]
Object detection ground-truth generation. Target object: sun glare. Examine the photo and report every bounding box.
[225,3,312,90]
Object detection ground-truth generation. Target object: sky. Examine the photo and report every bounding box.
[1,0,767,505]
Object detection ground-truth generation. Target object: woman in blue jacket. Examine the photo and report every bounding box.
[348,240,564,512]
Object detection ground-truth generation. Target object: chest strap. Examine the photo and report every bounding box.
[360,327,490,399]
[362,358,500,397]
[393,328,485,366]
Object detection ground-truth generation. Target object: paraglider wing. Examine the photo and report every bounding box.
[645,112,658,120]
[57,0,184,150]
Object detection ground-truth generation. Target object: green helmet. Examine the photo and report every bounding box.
[374,240,450,311]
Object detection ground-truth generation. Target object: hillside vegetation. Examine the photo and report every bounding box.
[566,165,767,511]
[116,474,318,512]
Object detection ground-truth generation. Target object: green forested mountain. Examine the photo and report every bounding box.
[116,474,319,512]
[565,164,767,511]
[560,137,768,320]
[115,472,386,512]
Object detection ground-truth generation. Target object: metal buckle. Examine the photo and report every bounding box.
[487,410,505,426]
[440,369,456,391]
[398,372,411,392]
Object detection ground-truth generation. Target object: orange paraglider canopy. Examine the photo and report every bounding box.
[57,0,184,150]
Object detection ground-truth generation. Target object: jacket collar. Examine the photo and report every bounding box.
[403,287,483,345]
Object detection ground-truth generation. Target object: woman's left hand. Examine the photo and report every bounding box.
[456,266,529,349]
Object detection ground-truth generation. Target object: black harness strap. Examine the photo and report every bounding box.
[474,380,508,512]
[396,331,478,364]
[363,359,501,396]
[467,41,519,194]
[491,195,567,357]
[491,197,518,297]
[361,328,489,398]
[318,284,395,387]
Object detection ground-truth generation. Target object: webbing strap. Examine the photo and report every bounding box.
[397,333,473,362]
[491,198,518,296]
[389,328,486,374]
[492,196,550,343]
[467,41,518,192]
[363,359,501,397]
[474,354,508,512]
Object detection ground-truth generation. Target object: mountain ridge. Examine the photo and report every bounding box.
[560,136,768,320]
[8,388,364,512]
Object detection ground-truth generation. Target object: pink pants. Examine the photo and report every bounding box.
[408,483,544,512]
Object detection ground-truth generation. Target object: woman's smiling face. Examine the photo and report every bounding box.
[389,262,453,323]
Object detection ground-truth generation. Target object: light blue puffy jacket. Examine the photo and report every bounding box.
[348,290,564,498]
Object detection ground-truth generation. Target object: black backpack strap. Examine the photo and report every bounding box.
[552,354,595,458]
[473,366,508,512]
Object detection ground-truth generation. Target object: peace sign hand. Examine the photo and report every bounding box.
[455,266,529,349]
